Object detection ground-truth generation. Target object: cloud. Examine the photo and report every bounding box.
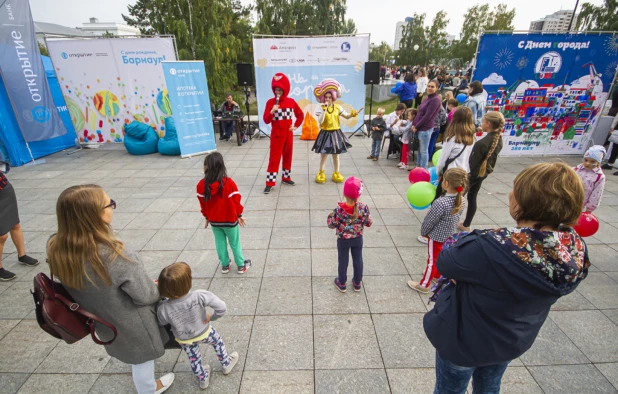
[482,73,507,85]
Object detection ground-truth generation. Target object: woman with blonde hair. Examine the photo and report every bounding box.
[460,112,505,231]
[47,185,175,394]
[425,162,589,393]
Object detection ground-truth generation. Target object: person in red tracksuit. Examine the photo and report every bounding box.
[262,73,304,194]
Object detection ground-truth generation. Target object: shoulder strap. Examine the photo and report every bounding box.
[54,292,118,345]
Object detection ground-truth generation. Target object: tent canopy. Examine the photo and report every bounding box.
[0,55,77,166]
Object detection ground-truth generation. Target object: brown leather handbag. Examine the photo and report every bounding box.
[31,272,117,345]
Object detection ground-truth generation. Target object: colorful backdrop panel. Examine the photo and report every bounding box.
[46,37,176,144]
[253,36,369,135]
[474,33,618,156]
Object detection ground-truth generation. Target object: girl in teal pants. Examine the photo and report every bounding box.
[196,152,251,274]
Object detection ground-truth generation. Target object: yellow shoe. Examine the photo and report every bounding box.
[332,172,344,183]
[315,170,326,184]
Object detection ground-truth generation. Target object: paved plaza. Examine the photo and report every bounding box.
[1,136,618,394]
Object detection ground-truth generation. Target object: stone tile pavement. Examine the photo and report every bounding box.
[1,136,618,393]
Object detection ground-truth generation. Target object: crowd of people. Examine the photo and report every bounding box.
[0,69,614,394]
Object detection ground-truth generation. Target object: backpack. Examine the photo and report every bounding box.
[31,272,117,345]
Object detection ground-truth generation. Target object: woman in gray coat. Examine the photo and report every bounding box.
[47,184,174,394]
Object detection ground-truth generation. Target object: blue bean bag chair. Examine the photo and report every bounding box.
[158,117,181,156]
[123,121,159,155]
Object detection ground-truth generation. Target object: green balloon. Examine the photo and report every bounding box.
[432,149,442,167]
[407,182,436,207]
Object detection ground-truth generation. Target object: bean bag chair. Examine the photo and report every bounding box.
[123,121,159,155]
[158,117,181,156]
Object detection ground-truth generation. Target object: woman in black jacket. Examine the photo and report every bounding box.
[459,112,504,231]
[424,162,589,393]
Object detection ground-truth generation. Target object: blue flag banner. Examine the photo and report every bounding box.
[473,33,618,156]
[161,61,216,157]
[0,0,67,142]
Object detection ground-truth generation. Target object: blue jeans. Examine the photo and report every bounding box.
[337,236,363,284]
[434,351,510,394]
[428,127,440,158]
[416,129,432,168]
[222,121,235,138]
[371,138,381,157]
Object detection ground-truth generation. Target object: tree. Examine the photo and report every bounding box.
[122,0,253,105]
[369,41,394,64]
[576,0,618,31]
[254,0,356,36]
[102,31,116,38]
[425,10,450,64]
[451,3,515,62]
[398,13,428,66]
[38,42,49,56]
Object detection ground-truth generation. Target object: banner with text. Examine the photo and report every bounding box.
[253,36,369,135]
[47,37,176,143]
[474,33,618,156]
[0,0,67,142]
[162,61,216,157]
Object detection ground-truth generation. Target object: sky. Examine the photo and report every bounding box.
[30,0,605,47]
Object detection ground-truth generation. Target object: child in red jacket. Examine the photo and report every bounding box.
[197,152,251,274]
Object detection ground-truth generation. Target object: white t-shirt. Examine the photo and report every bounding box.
[436,137,474,175]
[417,77,429,94]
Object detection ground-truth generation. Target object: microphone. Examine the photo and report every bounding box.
[275,94,280,106]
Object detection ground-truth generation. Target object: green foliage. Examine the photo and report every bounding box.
[369,41,394,64]
[425,11,450,64]
[576,0,618,31]
[38,42,49,56]
[254,0,356,35]
[450,3,515,62]
[122,0,254,105]
[397,13,428,66]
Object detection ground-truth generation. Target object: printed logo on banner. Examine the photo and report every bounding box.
[270,45,278,50]
[61,52,68,59]
[535,52,562,79]
[60,52,93,59]
[32,106,51,123]
[341,42,351,52]
[169,68,177,75]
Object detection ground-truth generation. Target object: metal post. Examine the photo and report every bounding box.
[567,0,580,32]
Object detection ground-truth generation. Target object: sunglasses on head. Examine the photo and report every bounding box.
[102,199,116,210]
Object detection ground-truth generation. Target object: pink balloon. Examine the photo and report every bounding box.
[408,167,430,184]
[573,212,599,238]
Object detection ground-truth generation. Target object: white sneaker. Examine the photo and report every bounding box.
[155,373,175,394]
[417,235,429,244]
[200,365,210,390]
[222,351,239,375]
[397,162,404,168]
[400,164,408,170]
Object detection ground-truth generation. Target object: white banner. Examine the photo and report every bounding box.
[47,37,176,143]
[253,36,369,135]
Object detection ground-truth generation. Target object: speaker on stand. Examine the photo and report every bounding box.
[349,62,380,138]
[236,63,269,139]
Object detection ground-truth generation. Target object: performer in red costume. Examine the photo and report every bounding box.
[262,73,304,194]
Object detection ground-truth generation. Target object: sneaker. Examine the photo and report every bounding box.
[155,373,175,394]
[18,255,39,266]
[400,164,408,170]
[282,179,295,186]
[373,157,378,161]
[222,351,239,375]
[221,265,230,274]
[367,155,374,159]
[237,259,252,274]
[614,170,618,176]
[334,278,346,293]
[407,280,429,294]
[602,163,614,170]
[352,279,362,292]
[263,186,272,194]
[200,365,210,390]
[417,235,429,244]
[219,136,229,141]
[0,268,16,281]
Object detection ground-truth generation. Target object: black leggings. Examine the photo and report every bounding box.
[608,143,618,164]
[415,93,423,108]
[463,177,483,228]
[337,236,363,284]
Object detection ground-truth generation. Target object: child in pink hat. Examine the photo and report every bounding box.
[327,177,373,292]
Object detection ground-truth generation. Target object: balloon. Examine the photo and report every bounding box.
[408,167,430,184]
[573,212,599,237]
[410,202,431,210]
[432,149,442,167]
[456,93,467,103]
[407,182,436,208]
[428,166,439,183]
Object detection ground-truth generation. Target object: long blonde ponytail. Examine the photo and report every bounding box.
[478,112,505,178]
